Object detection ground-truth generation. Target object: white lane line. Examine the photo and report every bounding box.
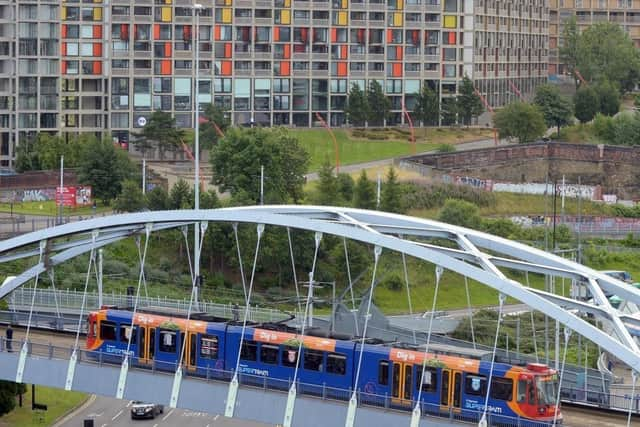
[111,409,123,421]
[126,401,133,407]
[213,414,219,420]
[100,424,107,427]
[153,424,158,427]
[162,408,175,421]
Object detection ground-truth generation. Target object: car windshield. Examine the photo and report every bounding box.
[536,376,558,405]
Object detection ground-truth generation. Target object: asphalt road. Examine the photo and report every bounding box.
[56,395,274,427]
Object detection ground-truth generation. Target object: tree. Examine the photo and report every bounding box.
[380,166,404,214]
[592,113,615,142]
[34,133,83,170]
[438,199,482,229]
[77,137,134,203]
[493,102,546,144]
[210,127,309,203]
[457,76,484,126]
[313,161,339,206]
[353,170,376,210]
[113,180,146,212]
[199,103,230,150]
[560,16,580,88]
[14,137,40,172]
[595,80,621,116]
[441,98,459,126]
[169,178,193,209]
[0,381,23,417]
[574,86,600,123]
[413,84,440,129]
[533,84,573,136]
[611,113,640,146]
[133,110,185,159]
[146,186,170,210]
[367,80,391,126]
[344,83,369,126]
[576,22,640,93]
[336,173,355,203]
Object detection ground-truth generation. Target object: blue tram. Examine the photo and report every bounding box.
[86,308,561,425]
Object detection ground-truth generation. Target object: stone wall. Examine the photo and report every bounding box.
[403,142,640,199]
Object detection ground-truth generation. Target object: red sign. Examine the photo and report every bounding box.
[56,186,92,207]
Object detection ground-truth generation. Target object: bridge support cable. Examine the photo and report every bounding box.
[478,293,506,427]
[345,245,382,427]
[135,235,149,300]
[47,268,63,327]
[65,230,99,390]
[287,228,302,315]
[526,271,540,363]
[464,276,476,349]
[283,232,323,427]
[411,265,444,427]
[181,226,195,290]
[627,371,637,427]
[553,328,572,427]
[116,223,152,400]
[233,223,249,305]
[343,238,356,312]
[16,239,46,384]
[225,223,265,418]
[170,221,208,408]
[400,239,416,345]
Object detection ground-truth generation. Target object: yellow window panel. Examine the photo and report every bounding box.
[393,12,402,26]
[341,0,348,8]
[164,0,172,4]
[281,9,290,24]
[61,6,67,19]
[93,0,102,4]
[338,11,347,25]
[161,6,172,21]
[225,0,232,5]
[284,0,291,6]
[222,8,232,23]
[444,15,457,28]
[396,0,403,9]
[93,7,102,21]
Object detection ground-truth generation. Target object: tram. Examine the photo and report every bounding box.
[86,307,561,426]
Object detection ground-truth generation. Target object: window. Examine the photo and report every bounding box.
[303,349,324,371]
[260,344,279,365]
[200,335,219,359]
[465,374,486,396]
[415,366,438,392]
[281,346,298,367]
[491,378,513,401]
[326,353,346,375]
[119,325,136,342]
[240,340,257,361]
[100,321,116,341]
[378,361,389,385]
[159,330,177,353]
[517,380,527,403]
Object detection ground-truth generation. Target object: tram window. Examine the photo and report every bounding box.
[100,321,117,341]
[464,374,486,396]
[303,349,324,371]
[517,380,527,403]
[527,380,535,405]
[119,325,136,342]
[490,377,513,401]
[415,366,437,393]
[159,329,177,353]
[281,346,298,367]
[240,340,257,361]
[378,361,389,385]
[326,353,346,375]
[260,344,279,365]
[200,335,219,359]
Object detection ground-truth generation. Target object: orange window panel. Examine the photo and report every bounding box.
[330,28,337,43]
[224,43,232,57]
[393,62,402,77]
[214,25,221,40]
[61,42,67,56]
[93,43,102,56]
[220,61,232,75]
[448,32,456,44]
[93,25,102,39]
[62,25,68,38]
[153,24,160,40]
[396,46,403,60]
[337,62,347,76]
[93,61,102,74]
[61,61,67,74]
[340,45,347,59]
[280,61,290,76]
[283,44,291,58]
[160,59,171,74]
[386,29,392,43]
[164,42,172,56]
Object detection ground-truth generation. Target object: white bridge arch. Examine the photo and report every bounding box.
[1,205,639,373]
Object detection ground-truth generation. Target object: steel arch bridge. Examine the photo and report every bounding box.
[0,205,639,426]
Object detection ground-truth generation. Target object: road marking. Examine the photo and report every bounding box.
[162,408,174,421]
[100,424,107,427]
[153,424,158,427]
[126,401,133,407]
[88,412,104,417]
[111,409,123,421]
[214,414,219,420]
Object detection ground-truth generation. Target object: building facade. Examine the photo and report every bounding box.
[0,0,548,167]
[549,0,640,79]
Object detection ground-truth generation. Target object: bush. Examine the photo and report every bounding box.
[435,143,456,153]
[438,199,482,229]
[383,274,404,291]
[404,183,496,210]
[102,259,130,276]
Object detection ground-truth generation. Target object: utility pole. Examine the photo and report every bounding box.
[142,158,146,195]
[260,165,264,205]
[58,156,64,224]
[376,172,381,208]
[193,3,203,308]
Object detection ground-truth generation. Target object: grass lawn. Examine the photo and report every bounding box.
[0,200,112,217]
[0,386,87,427]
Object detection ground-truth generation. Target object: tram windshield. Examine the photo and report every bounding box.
[536,375,558,405]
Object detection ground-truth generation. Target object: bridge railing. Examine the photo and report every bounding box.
[8,287,293,324]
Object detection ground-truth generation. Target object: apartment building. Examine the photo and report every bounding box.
[0,0,548,167]
[549,0,640,78]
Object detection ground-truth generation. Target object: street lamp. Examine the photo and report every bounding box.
[193,2,203,307]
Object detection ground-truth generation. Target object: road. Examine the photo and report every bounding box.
[56,395,273,427]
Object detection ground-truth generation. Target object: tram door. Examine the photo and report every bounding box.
[440,369,462,414]
[391,362,413,406]
[185,332,197,371]
[138,327,149,365]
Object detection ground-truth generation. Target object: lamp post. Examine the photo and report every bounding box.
[193,3,203,307]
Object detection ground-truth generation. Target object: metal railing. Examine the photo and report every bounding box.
[8,287,294,324]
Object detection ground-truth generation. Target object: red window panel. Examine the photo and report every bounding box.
[61,25,68,38]
[93,43,102,57]
[93,25,102,39]
[393,62,402,77]
[61,61,67,74]
[164,42,172,57]
[274,26,280,42]
[160,59,171,75]
[93,61,102,75]
[396,46,403,60]
[214,25,221,40]
[153,24,160,40]
[61,42,67,56]
[220,61,232,75]
[279,61,290,76]
[337,62,347,76]
[224,43,232,58]
[386,29,392,44]
[183,25,192,41]
[283,44,291,59]
[330,28,337,43]
[120,24,129,40]
[340,45,348,59]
